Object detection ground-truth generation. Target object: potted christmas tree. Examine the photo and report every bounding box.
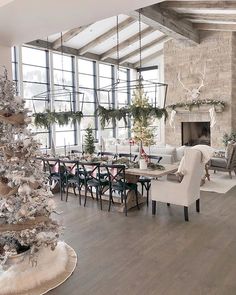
[131,86,155,169]
[84,125,95,157]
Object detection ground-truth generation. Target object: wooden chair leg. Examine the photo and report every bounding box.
[124,192,128,216]
[66,182,69,202]
[146,183,151,207]
[108,188,112,212]
[84,187,88,207]
[184,206,189,222]
[135,188,140,210]
[152,200,156,215]
[229,171,232,179]
[59,179,63,201]
[196,199,200,213]
[78,186,82,206]
[141,183,144,196]
[73,183,77,196]
[99,186,103,210]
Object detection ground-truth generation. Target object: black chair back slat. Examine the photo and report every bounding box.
[118,153,138,162]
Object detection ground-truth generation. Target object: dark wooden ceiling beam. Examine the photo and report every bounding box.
[100,27,155,61]
[179,13,236,23]
[119,35,169,64]
[52,25,90,49]
[133,49,163,68]
[160,1,236,10]
[129,5,199,44]
[194,23,236,31]
[78,17,136,55]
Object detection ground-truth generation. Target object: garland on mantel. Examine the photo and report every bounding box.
[166,99,226,111]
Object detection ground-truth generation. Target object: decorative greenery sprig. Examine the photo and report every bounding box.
[96,105,167,129]
[166,99,225,111]
[96,105,129,128]
[222,131,236,146]
[34,110,83,128]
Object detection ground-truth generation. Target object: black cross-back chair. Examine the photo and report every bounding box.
[105,164,140,216]
[80,162,109,210]
[118,153,138,162]
[59,160,82,203]
[138,155,163,206]
[42,158,65,200]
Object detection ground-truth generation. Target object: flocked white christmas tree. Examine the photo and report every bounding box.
[0,67,59,265]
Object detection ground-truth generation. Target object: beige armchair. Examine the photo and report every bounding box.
[151,149,204,221]
[208,142,236,178]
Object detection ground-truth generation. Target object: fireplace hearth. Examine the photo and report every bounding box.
[182,122,210,146]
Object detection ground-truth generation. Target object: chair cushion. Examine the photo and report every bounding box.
[210,157,227,168]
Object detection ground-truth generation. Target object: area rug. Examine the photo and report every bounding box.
[0,241,77,295]
[201,172,236,194]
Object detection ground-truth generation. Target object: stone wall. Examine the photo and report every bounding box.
[232,33,236,132]
[164,31,234,148]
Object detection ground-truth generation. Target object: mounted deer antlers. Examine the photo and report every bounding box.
[178,64,206,100]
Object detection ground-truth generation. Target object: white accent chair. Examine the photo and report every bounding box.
[151,149,204,221]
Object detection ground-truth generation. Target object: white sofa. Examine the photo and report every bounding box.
[101,139,186,164]
[49,141,186,164]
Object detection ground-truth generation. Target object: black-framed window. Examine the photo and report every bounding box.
[117,67,130,139]
[52,52,76,147]
[22,46,50,148]
[78,58,98,140]
[99,63,115,138]
[11,47,19,94]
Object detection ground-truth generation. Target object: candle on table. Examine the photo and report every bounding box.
[68,142,71,157]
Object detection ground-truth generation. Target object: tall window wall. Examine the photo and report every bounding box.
[11,45,135,148]
[78,58,97,141]
[52,53,76,147]
[116,67,130,139]
[21,46,50,148]
[98,63,115,139]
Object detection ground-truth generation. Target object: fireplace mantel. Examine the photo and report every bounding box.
[171,104,224,114]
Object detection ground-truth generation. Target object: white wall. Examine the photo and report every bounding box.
[0,44,12,78]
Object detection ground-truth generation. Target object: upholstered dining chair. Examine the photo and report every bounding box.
[138,155,163,207]
[208,142,236,178]
[151,149,204,221]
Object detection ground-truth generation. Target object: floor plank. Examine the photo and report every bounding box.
[48,185,236,295]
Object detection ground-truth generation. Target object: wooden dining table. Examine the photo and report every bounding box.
[42,157,179,212]
[119,163,179,212]
[126,163,178,178]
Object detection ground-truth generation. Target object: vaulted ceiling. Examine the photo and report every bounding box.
[7,1,236,68]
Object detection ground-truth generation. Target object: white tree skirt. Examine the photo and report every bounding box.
[0,241,77,295]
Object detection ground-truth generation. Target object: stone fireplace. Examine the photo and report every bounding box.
[164,31,236,148]
[182,122,210,146]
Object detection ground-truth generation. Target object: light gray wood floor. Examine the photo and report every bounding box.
[49,185,236,295]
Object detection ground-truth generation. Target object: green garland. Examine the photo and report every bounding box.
[96,105,168,129]
[34,109,83,128]
[166,99,225,111]
[222,131,236,146]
